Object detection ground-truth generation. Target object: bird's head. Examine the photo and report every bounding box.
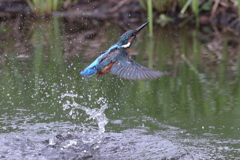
[117,22,149,49]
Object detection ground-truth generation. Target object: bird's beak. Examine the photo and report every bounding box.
[134,21,149,35]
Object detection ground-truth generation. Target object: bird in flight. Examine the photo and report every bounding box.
[80,22,166,79]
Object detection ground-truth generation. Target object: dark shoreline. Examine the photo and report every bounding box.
[0,0,239,34]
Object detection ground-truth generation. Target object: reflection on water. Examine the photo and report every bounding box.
[0,17,240,159]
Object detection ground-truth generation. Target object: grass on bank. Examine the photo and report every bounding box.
[26,0,64,15]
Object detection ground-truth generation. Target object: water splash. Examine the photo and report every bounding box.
[61,93,109,145]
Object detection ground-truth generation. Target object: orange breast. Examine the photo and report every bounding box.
[128,36,134,43]
[97,62,115,77]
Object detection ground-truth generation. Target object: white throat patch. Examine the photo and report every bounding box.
[121,42,131,48]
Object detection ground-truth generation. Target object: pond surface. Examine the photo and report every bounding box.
[0,18,240,159]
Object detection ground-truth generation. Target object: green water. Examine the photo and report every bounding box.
[0,18,240,159]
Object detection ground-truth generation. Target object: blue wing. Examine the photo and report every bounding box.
[110,56,165,79]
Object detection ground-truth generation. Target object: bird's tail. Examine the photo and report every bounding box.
[80,68,97,78]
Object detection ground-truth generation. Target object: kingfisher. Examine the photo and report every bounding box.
[80,22,165,79]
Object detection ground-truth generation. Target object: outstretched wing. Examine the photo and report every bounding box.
[110,56,165,79]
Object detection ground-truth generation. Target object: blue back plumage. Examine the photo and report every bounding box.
[80,68,96,77]
[80,44,121,77]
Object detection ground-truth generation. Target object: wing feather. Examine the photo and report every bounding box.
[110,56,165,79]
